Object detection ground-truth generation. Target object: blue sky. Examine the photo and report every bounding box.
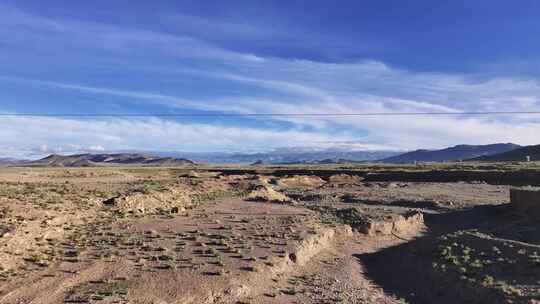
[1,0,540,157]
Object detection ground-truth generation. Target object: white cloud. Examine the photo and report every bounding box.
[0,116,359,158]
[3,56,540,153]
[89,145,105,152]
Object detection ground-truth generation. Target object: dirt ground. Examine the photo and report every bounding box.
[0,167,537,303]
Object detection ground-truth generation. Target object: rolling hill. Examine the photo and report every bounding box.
[380,143,520,164]
[470,144,540,162]
[25,153,196,167]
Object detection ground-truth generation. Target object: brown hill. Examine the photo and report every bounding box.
[470,144,540,162]
[26,153,196,167]
[381,143,520,163]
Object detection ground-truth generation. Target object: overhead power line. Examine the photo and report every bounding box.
[0,111,540,117]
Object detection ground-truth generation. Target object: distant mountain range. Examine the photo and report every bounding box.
[154,149,401,164]
[23,153,195,167]
[0,158,24,166]
[380,143,521,164]
[2,143,538,167]
[470,144,540,162]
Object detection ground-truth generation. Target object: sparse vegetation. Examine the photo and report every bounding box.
[0,165,536,303]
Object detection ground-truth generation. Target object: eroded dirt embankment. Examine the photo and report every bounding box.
[358,204,540,304]
[364,170,540,186]
[208,168,540,186]
[209,225,355,304]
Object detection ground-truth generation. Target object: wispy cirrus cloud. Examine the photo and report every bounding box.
[0,76,208,111]
[0,4,264,63]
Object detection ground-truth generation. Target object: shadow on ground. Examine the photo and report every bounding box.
[356,204,524,304]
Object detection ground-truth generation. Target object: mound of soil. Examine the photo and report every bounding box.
[276,175,326,189]
[246,184,294,203]
[102,186,193,214]
[180,170,221,178]
[327,174,364,184]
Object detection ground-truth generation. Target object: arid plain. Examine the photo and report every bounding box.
[0,163,539,304]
